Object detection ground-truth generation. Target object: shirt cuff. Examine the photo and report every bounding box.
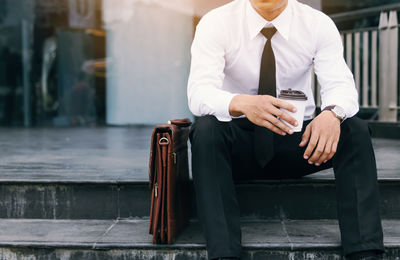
[214,93,239,122]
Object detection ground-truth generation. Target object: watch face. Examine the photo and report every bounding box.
[332,106,345,119]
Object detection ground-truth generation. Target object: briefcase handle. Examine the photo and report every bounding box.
[167,118,192,128]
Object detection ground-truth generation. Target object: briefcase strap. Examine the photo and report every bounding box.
[159,133,169,243]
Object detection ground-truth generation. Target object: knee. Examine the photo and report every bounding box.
[189,115,230,147]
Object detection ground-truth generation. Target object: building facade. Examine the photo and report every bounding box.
[0,0,398,126]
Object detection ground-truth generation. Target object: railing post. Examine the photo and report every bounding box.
[388,11,399,118]
[362,31,369,107]
[371,30,378,108]
[378,11,398,122]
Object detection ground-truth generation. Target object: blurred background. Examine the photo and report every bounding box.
[0,0,399,127]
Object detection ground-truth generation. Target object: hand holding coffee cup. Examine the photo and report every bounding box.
[278,89,308,132]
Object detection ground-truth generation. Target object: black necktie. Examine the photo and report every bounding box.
[254,27,277,168]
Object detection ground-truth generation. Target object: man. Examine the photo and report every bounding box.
[187,0,385,259]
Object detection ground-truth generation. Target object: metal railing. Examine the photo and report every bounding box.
[313,8,399,122]
[330,3,400,22]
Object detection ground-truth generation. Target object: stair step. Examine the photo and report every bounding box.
[0,175,399,220]
[0,128,399,220]
[0,128,399,183]
[0,218,399,259]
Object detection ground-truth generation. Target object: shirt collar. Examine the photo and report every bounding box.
[246,0,293,41]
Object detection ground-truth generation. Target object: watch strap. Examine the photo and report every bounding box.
[322,105,336,111]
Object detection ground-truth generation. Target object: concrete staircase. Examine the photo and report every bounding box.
[0,127,399,259]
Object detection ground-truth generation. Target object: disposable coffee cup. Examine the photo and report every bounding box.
[278,89,308,132]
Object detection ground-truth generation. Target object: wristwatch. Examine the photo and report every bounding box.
[322,105,346,122]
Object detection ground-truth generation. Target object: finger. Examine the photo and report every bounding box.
[271,97,297,113]
[257,118,286,136]
[317,137,333,165]
[270,107,298,128]
[265,113,294,135]
[309,136,326,164]
[300,125,311,147]
[303,129,319,160]
[326,140,338,161]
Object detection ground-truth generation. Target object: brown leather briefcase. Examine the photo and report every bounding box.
[148,118,192,244]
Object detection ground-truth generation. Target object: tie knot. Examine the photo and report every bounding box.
[261,27,277,40]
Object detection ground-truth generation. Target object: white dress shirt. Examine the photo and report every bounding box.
[187,0,359,122]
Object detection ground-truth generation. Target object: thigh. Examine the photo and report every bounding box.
[263,121,333,180]
[230,118,265,181]
[190,116,265,182]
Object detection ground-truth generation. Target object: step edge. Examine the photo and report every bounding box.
[0,242,345,250]
[3,242,399,250]
[0,177,398,185]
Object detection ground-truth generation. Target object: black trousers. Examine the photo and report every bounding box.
[189,115,384,259]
